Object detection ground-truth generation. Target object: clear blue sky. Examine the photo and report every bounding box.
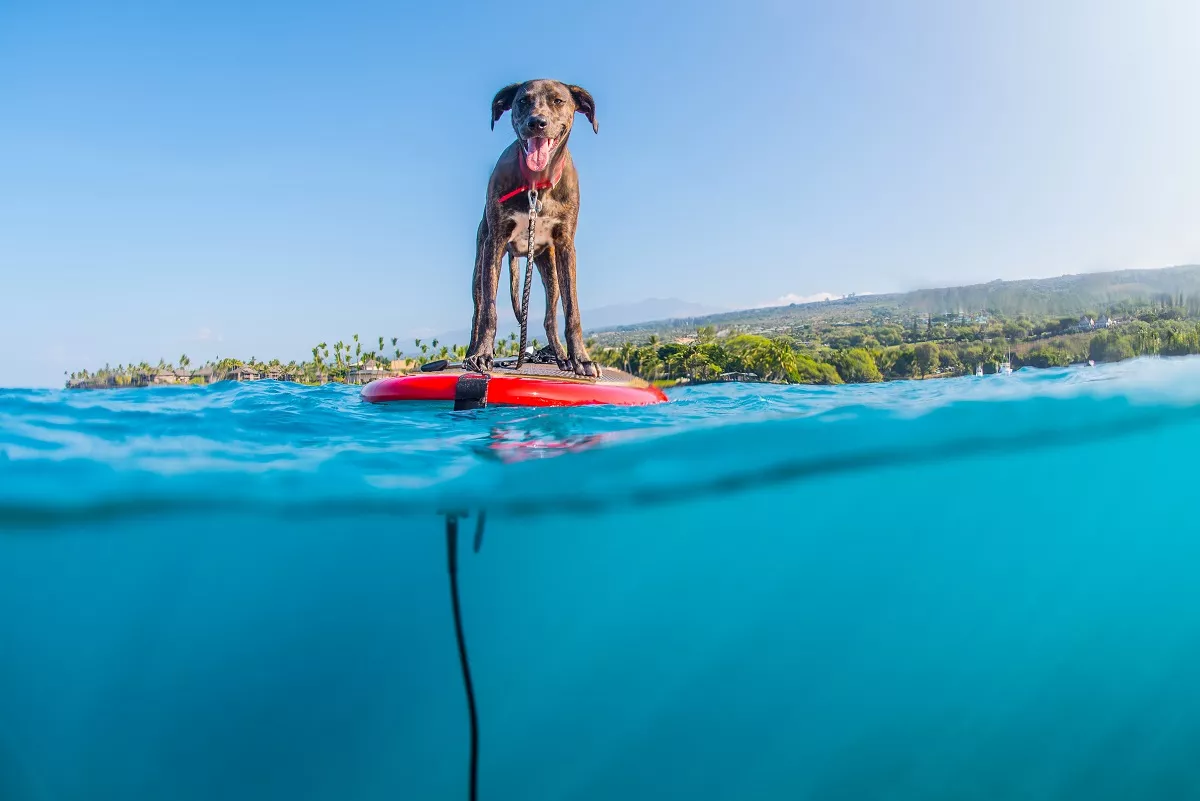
[3,0,1198,386]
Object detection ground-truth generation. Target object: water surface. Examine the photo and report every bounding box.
[3,359,1200,800]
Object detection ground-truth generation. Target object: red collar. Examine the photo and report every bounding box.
[497,157,566,204]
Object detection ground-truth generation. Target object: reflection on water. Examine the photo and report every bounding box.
[479,425,611,464]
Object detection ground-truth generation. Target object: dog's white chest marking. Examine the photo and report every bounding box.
[505,210,558,256]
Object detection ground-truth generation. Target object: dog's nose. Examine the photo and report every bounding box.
[529,116,548,131]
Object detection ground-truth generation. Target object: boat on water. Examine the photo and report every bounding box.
[975,364,984,377]
[997,361,1013,375]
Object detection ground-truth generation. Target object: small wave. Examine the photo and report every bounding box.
[3,357,1200,527]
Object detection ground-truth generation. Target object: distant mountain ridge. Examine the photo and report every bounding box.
[585,298,728,329]
[590,264,1200,343]
[428,266,1200,348]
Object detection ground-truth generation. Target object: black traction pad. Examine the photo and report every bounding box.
[453,373,490,411]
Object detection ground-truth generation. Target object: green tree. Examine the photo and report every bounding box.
[889,346,918,379]
[914,342,940,377]
[1089,332,1135,362]
[1020,346,1072,369]
[795,354,842,384]
[828,348,883,383]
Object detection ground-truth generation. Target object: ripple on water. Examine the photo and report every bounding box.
[3,356,1200,526]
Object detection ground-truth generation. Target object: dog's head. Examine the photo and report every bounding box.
[491,79,597,173]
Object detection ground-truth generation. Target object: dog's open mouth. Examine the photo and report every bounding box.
[523,137,557,172]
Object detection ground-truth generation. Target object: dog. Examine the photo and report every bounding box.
[463,79,600,377]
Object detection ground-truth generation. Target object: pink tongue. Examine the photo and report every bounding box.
[525,137,551,172]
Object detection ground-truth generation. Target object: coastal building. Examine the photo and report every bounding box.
[389,358,417,374]
[348,360,389,385]
[265,365,284,381]
[153,370,177,385]
[227,366,260,382]
[1076,316,1095,332]
[1097,315,1113,329]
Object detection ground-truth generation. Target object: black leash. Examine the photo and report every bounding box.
[516,188,540,369]
[445,512,486,800]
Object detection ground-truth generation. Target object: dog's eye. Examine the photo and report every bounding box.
[553,98,565,106]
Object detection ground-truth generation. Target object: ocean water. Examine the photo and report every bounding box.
[3,358,1200,800]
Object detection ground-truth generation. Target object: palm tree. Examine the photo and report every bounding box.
[619,341,634,372]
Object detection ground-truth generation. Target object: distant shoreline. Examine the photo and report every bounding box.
[66,268,1200,390]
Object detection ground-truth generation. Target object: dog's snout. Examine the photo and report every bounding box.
[529,116,548,131]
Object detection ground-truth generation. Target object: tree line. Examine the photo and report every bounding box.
[69,331,549,386]
[595,306,1200,385]
[69,297,1200,388]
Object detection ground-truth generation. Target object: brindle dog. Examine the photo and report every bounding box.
[464,79,601,377]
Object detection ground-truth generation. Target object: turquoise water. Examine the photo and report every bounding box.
[3,359,1200,800]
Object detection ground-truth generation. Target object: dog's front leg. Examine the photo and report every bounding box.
[465,234,505,373]
[469,217,487,353]
[554,241,600,377]
[536,246,569,368]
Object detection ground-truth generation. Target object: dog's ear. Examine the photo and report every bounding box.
[567,85,598,134]
[491,83,521,130]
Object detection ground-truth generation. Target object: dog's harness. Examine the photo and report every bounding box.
[499,157,566,369]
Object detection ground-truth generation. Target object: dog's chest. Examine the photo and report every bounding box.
[503,208,562,256]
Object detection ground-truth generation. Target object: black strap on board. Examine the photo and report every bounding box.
[454,374,490,411]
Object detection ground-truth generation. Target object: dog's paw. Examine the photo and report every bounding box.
[462,352,494,373]
[569,358,601,378]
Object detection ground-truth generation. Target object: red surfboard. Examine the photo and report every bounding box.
[361,364,667,409]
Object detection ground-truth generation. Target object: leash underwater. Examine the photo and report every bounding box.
[443,510,488,801]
